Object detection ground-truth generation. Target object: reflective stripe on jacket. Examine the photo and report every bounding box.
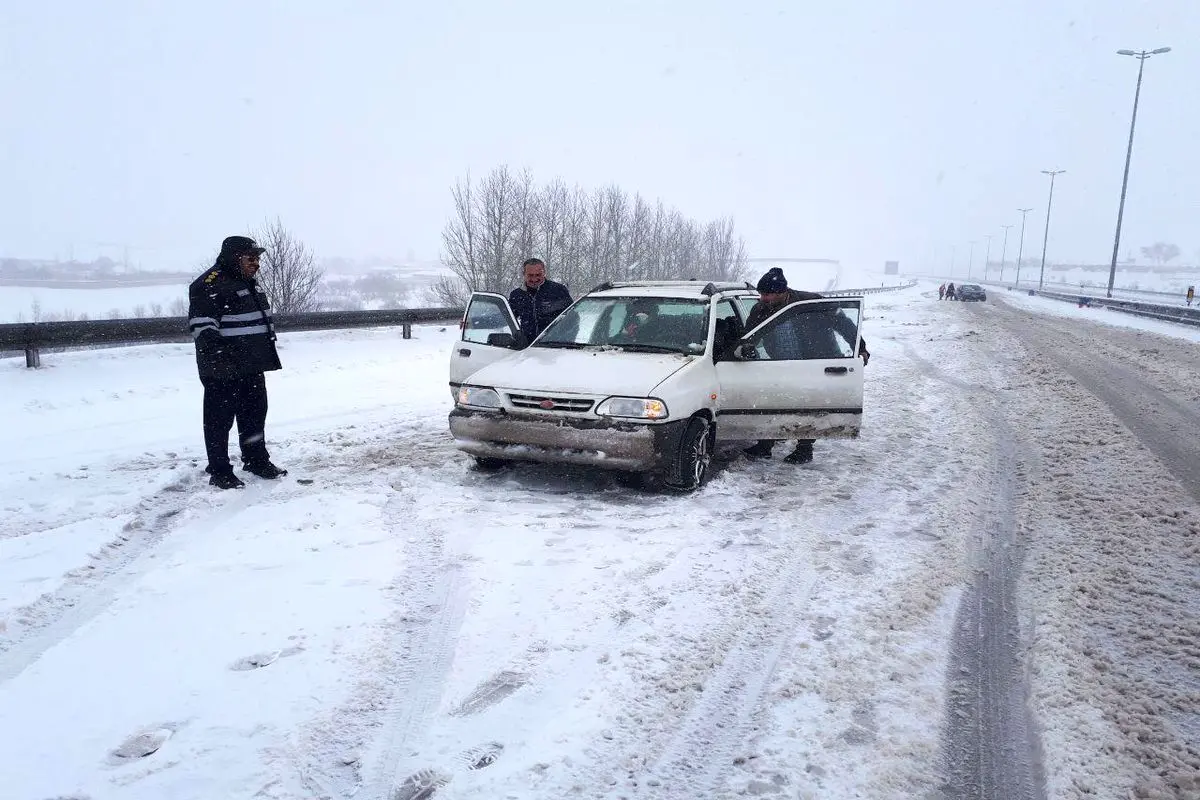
[187,263,282,380]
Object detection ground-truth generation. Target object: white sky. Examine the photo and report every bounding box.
[1,0,1196,273]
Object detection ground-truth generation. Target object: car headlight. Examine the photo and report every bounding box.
[457,386,502,409]
[596,397,669,420]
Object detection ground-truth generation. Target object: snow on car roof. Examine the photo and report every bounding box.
[585,280,756,300]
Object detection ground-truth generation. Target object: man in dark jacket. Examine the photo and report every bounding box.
[743,267,870,464]
[188,235,287,489]
[508,258,573,343]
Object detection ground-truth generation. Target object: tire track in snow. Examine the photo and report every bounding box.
[634,566,820,798]
[906,345,1046,800]
[0,471,277,685]
[295,467,468,800]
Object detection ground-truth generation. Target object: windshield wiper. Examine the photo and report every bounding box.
[533,341,588,349]
[613,343,690,354]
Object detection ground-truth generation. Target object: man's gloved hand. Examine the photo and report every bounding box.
[860,347,871,366]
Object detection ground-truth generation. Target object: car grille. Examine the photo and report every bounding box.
[506,393,595,413]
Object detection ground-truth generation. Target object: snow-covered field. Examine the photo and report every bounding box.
[0,283,191,323]
[1,284,1196,799]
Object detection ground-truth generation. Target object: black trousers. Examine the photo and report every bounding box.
[201,373,271,472]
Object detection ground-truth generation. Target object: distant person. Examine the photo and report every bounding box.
[938,283,946,300]
[187,236,288,489]
[946,282,956,300]
[1188,285,1195,307]
[508,258,573,343]
[742,267,869,465]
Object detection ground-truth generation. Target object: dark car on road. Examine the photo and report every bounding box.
[957,284,987,302]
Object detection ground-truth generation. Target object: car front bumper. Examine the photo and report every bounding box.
[448,408,688,472]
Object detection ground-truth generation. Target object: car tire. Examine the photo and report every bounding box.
[473,456,510,471]
[662,416,712,492]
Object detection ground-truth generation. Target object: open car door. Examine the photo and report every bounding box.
[715,298,865,441]
[448,292,525,398]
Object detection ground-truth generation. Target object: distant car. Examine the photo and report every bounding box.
[957,284,986,302]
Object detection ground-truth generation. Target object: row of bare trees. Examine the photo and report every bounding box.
[431,166,749,305]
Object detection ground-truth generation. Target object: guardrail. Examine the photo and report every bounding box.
[2,280,918,369]
[825,280,918,297]
[1,307,464,368]
[1031,289,1200,328]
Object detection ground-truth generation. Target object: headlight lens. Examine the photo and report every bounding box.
[596,397,669,420]
[456,386,502,408]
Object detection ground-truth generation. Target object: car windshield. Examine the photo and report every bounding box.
[535,296,709,355]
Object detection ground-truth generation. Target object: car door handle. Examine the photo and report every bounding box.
[825,366,848,375]
[459,348,471,357]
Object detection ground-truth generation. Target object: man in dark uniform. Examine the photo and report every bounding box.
[187,235,288,489]
[743,267,870,465]
[508,257,573,343]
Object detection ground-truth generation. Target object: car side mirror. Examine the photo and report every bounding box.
[486,332,525,349]
[733,343,759,360]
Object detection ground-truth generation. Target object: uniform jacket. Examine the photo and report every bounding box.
[745,288,868,360]
[187,261,282,380]
[508,280,573,341]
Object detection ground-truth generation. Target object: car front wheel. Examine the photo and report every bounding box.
[663,416,712,492]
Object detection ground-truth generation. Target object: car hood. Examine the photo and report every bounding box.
[464,347,694,396]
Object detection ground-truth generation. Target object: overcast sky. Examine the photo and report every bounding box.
[1,0,1196,275]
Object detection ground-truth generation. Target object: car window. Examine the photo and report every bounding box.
[744,301,861,361]
[538,296,710,355]
[462,295,513,344]
[735,296,758,319]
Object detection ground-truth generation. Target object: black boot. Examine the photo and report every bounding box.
[783,442,814,464]
[243,461,288,479]
[210,471,245,490]
[743,441,775,459]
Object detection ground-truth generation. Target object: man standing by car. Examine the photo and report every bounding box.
[742,267,870,464]
[508,258,573,343]
[187,235,288,489]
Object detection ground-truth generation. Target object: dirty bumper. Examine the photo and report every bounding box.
[449,409,687,472]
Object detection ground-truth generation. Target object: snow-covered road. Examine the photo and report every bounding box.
[1,286,1196,800]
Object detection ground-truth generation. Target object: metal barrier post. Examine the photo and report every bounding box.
[25,344,40,368]
[402,322,412,339]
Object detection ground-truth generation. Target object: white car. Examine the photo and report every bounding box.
[447,280,866,491]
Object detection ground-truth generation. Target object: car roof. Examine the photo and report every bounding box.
[584,280,757,300]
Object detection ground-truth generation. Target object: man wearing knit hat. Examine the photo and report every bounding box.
[742,267,870,464]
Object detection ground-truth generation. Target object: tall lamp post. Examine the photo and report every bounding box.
[1014,208,1033,287]
[982,234,994,281]
[1038,169,1065,290]
[1106,47,1171,298]
[998,224,1013,282]
[967,240,976,279]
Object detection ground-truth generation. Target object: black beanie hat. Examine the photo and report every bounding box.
[219,235,266,259]
[756,267,788,293]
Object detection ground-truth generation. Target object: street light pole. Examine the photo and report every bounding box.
[967,241,976,279]
[999,225,1013,282]
[1014,208,1033,287]
[982,234,993,281]
[1106,47,1170,298]
[1038,169,1065,290]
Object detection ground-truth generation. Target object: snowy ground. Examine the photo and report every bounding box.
[1,284,1197,799]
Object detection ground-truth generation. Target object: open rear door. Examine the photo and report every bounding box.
[715,298,865,441]
[448,292,523,398]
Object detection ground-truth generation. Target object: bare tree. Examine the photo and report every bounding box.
[1140,242,1181,266]
[255,217,323,312]
[436,165,751,299]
